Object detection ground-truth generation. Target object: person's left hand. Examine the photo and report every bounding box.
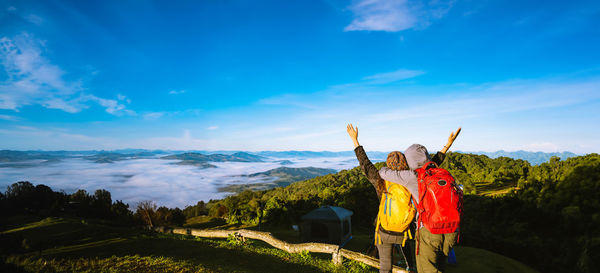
[347,124,358,139]
[347,124,360,148]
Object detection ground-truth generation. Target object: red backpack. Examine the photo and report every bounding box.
[414,161,463,234]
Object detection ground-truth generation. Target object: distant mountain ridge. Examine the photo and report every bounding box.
[161,152,265,164]
[83,152,158,163]
[254,150,388,159]
[0,149,580,166]
[462,150,578,165]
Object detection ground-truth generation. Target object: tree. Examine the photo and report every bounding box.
[70,189,93,217]
[92,189,112,218]
[5,181,36,212]
[170,208,186,226]
[111,200,132,222]
[136,200,157,227]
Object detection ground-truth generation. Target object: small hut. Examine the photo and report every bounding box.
[300,206,353,245]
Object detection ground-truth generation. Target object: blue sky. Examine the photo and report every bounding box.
[0,0,599,153]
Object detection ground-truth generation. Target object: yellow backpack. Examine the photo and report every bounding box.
[375,180,416,246]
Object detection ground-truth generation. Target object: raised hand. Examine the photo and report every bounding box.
[347,124,360,148]
[442,127,461,154]
[448,127,461,146]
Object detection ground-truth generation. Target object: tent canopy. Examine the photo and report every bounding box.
[301,206,353,221]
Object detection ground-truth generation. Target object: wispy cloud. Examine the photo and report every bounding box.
[258,93,319,109]
[143,112,165,120]
[136,130,209,150]
[0,114,20,121]
[169,89,186,95]
[345,0,454,32]
[7,6,17,11]
[117,94,131,104]
[365,77,600,124]
[24,14,44,25]
[362,69,425,84]
[0,126,114,150]
[242,74,600,153]
[521,142,560,153]
[207,126,218,130]
[0,33,134,116]
[86,95,136,116]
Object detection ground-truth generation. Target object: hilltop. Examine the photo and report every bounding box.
[219,167,338,193]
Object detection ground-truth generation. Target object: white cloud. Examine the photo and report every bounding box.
[362,69,425,84]
[0,33,134,116]
[169,89,186,95]
[207,126,218,130]
[345,0,454,32]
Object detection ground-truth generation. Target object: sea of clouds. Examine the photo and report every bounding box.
[0,156,366,208]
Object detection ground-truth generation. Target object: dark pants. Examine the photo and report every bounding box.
[376,230,414,273]
[377,243,394,273]
[416,227,458,273]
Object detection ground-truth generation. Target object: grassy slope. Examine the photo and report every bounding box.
[473,180,517,196]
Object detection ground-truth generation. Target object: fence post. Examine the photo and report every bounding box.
[332,247,342,265]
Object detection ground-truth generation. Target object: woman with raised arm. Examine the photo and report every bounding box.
[347,124,412,273]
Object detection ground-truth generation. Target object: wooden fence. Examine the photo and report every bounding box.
[152,226,408,273]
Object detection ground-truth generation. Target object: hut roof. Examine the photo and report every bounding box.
[301,206,353,221]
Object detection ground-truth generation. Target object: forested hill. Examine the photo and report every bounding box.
[194,152,599,273]
[161,152,265,163]
[218,167,338,193]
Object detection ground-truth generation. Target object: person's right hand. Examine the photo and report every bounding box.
[447,127,461,146]
[441,127,462,153]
